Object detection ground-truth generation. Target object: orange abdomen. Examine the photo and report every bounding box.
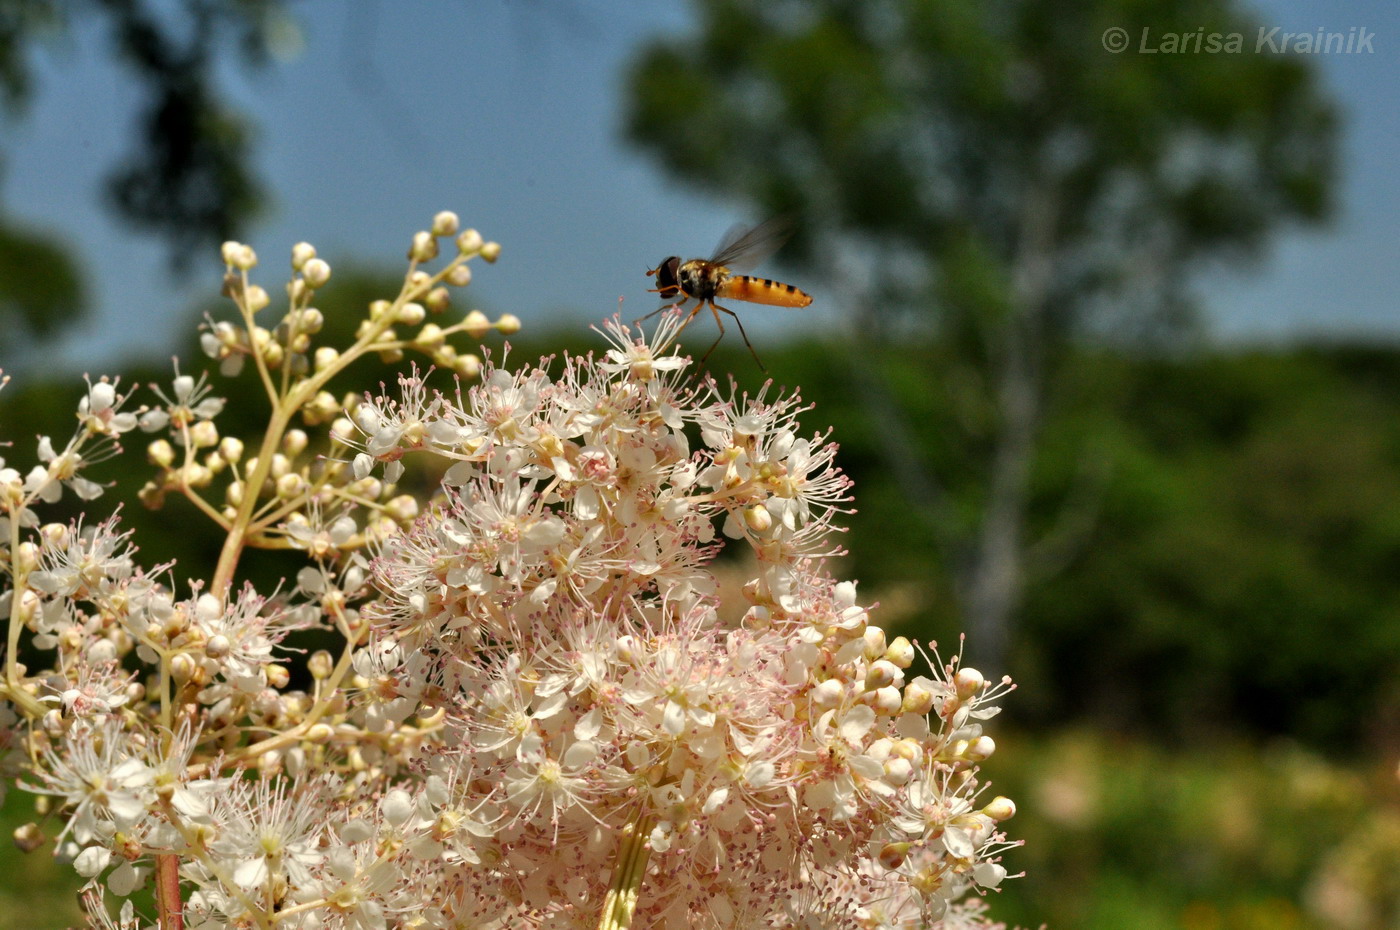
[718,274,813,308]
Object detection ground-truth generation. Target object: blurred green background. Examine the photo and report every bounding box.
[2,1,1398,928]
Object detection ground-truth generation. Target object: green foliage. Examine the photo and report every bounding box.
[988,730,1400,930]
[693,339,1400,748]
[0,221,84,344]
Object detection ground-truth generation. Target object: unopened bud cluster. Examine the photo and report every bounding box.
[0,214,1020,930]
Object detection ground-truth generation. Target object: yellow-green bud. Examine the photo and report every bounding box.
[410,231,438,263]
[744,504,772,532]
[463,310,490,338]
[954,667,985,701]
[303,258,331,288]
[245,285,270,313]
[218,436,243,462]
[426,286,451,314]
[432,211,460,236]
[283,429,308,457]
[147,439,176,468]
[291,241,317,270]
[885,636,915,669]
[385,494,420,523]
[415,323,445,348]
[189,421,219,449]
[456,228,483,254]
[983,796,1016,821]
[298,307,325,334]
[455,353,482,379]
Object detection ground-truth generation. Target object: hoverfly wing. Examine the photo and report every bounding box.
[707,216,797,271]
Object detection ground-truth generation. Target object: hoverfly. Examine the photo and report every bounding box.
[643,217,813,370]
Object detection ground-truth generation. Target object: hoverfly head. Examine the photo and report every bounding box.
[647,256,682,300]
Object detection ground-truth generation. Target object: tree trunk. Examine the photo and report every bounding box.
[959,183,1058,671]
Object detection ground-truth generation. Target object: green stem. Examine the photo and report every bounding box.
[595,813,654,930]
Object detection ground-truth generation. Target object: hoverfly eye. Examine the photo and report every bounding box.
[653,257,681,298]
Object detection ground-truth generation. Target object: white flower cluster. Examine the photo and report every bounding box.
[0,216,1020,930]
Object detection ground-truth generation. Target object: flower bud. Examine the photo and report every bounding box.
[266,664,291,689]
[283,429,309,457]
[496,312,520,334]
[14,542,38,576]
[456,229,483,254]
[169,652,196,683]
[297,307,325,334]
[811,678,845,707]
[865,659,901,690]
[12,822,44,853]
[309,650,335,680]
[410,231,439,263]
[291,241,317,270]
[147,439,175,468]
[398,302,426,326]
[218,436,244,464]
[983,796,1016,821]
[315,346,340,373]
[415,323,445,348]
[455,353,482,379]
[902,680,936,715]
[481,241,501,263]
[426,286,451,314]
[276,473,306,499]
[871,685,903,715]
[963,735,996,762]
[955,667,985,701]
[878,842,911,870]
[432,211,459,236]
[883,756,914,785]
[862,625,887,660]
[302,258,331,288]
[447,264,472,287]
[330,417,356,444]
[189,420,219,449]
[385,494,419,523]
[463,310,490,339]
[205,634,231,659]
[884,636,915,669]
[744,504,772,533]
[245,284,270,313]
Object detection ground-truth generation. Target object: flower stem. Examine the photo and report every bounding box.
[595,814,654,930]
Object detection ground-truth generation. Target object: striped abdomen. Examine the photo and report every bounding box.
[718,274,813,308]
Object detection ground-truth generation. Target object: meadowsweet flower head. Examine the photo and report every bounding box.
[0,217,1021,930]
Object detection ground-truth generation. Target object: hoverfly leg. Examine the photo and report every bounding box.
[632,302,671,328]
[708,301,767,373]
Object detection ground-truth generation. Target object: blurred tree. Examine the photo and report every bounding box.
[625,0,1338,666]
[0,0,289,345]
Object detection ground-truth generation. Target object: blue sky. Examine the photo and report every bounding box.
[2,0,1397,377]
